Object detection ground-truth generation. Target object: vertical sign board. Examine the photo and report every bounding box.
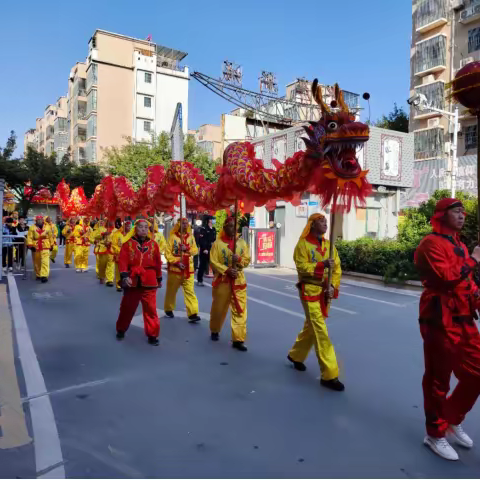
[170,103,186,218]
[255,230,276,267]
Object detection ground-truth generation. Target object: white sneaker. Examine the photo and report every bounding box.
[448,424,474,449]
[8,267,13,272]
[76,269,81,273]
[424,435,459,461]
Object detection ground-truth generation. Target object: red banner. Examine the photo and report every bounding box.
[256,231,276,264]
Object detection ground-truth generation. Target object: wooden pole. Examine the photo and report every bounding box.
[232,200,238,267]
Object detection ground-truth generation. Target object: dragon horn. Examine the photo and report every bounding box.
[312,78,330,114]
[335,83,349,113]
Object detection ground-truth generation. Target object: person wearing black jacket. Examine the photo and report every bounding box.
[15,217,28,267]
[197,216,216,286]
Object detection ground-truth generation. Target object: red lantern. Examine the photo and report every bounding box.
[450,61,480,113]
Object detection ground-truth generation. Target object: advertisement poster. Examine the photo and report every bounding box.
[380,134,402,181]
[256,231,276,264]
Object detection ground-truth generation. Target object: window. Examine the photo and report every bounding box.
[415,0,447,30]
[144,121,151,132]
[465,125,478,150]
[468,28,480,54]
[415,35,447,74]
[414,128,444,160]
[144,96,152,108]
[145,72,152,83]
[87,115,97,139]
[415,82,445,112]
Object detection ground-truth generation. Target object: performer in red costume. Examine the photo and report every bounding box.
[415,198,480,461]
[116,219,162,346]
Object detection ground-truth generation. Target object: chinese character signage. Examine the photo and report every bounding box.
[256,231,276,265]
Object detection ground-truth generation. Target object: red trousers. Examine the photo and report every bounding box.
[116,288,160,338]
[421,319,480,437]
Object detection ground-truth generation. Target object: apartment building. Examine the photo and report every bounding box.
[25,97,68,159]
[410,0,480,169]
[193,124,222,160]
[26,29,189,164]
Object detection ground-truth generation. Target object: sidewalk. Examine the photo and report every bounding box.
[0,279,36,478]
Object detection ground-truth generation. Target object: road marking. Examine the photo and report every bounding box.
[247,282,356,315]
[8,275,65,478]
[0,284,31,449]
[32,292,64,300]
[246,271,406,306]
[202,282,355,317]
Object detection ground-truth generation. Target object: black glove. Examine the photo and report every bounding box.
[30,247,36,253]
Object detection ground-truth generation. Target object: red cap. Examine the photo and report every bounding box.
[431,198,464,233]
[35,215,44,221]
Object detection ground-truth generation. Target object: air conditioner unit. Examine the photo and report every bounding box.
[475,4,480,14]
[461,9,469,20]
[460,56,474,68]
[428,118,441,128]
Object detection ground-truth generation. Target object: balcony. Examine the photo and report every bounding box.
[73,125,87,145]
[86,63,98,92]
[460,0,480,24]
[414,35,447,76]
[414,81,445,119]
[416,0,448,33]
[414,127,445,160]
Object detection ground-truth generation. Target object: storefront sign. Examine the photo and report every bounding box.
[256,231,276,264]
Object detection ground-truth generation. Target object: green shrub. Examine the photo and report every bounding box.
[335,189,478,283]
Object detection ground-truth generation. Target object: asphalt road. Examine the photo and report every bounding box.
[4,247,480,478]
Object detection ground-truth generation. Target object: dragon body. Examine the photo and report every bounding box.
[56,80,371,219]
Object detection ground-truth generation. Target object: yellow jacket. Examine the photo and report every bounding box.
[94,226,114,254]
[111,228,125,257]
[154,232,167,255]
[166,231,198,275]
[210,233,250,287]
[62,224,76,244]
[27,225,54,251]
[73,224,92,247]
[294,234,341,300]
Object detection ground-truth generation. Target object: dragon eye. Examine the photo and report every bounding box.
[328,121,338,130]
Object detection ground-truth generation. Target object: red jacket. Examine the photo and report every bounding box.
[415,232,479,325]
[118,236,162,288]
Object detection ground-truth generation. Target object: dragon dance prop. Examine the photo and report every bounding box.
[55,79,371,249]
[447,61,480,240]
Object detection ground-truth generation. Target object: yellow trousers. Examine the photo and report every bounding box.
[74,246,89,270]
[289,300,339,381]
[50,244,58,261]
[115,263,122,289]
[64,243,75,265]
[33,250,50,278]
[164,273,199,317]
[210,282,247,342]
[98,254,114,283]
[95,254,100,278]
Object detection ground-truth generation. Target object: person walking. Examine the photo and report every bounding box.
[2,217,15,272]
[414,198,480,461]
[197,215,216,286]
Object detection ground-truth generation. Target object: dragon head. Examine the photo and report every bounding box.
[302,80,369,179]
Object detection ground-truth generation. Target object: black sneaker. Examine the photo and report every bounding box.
[287,355,307,372]
[41,277,48,283]
[116,287,123,292]
[211,332,219,341]
[232,341,248,352]
[65,264,70,268]
[106,282,114,287]
[36,276,41,281]
[51,258,55,263]
[165,311,174,318]
[116,331,125,340]
[320,378,345,392]
[188,314,201,323]
[148,336,159,346]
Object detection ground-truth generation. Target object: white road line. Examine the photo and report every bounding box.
[201,281,355,317]
[246,282,356,315]
[7,275,65,478]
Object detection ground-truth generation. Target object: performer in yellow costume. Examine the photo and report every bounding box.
[287,213,344,392]
[62,217,77,268]
[209,216,251,351]
[95,220,115,286]
[164,218,201,322]
[27,215,54,283]
[92,219,101,278]
[111,219,126,292]
[73,218,92,272]
[45,216,58,263]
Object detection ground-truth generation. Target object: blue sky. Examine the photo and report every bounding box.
[0,0,411,156]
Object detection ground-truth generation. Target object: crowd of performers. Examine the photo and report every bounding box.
[5,196,480,461]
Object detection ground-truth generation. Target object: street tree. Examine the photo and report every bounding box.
[374,103,409,133]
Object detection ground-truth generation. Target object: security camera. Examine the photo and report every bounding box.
[407,93,429,111]
[407,94,420,107]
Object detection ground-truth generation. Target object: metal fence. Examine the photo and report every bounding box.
[1,236,27,280]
